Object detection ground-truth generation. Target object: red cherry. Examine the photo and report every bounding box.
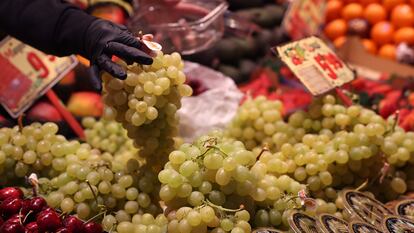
[62,216,83,233]
[55,227,69,233]
[29,197,46,214]
[82,222,103,233]
[25,222,38,233]
[0,216,4,225]
[20,200,32,215]
[0,188,23,201]
[0,222,25,233]
[6,214,24,224]
[36,210,62,232]
[1,198,22,218]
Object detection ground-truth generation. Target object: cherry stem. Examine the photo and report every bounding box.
[85,210,106,224]
[23,210,33,223]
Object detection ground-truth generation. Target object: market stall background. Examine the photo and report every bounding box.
[1,0,414,232]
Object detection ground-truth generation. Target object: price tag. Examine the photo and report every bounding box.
[349,221,384,233]
[0,36,78,118]
[275,36,355,95]
[343,191,393,226]
[318,214,349,233]
[382,215,414,233]
[396,200,414,219]
[282,0,326,40]
[289,211,323,233]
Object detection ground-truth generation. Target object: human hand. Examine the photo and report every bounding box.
[84,19,153,89]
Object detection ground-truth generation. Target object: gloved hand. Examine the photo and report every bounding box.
[83,19,153,89]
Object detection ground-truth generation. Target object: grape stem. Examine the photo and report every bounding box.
[17,114,24,131]
[205,199,244,213]
[86,180,107,213]
[256,145,269,160]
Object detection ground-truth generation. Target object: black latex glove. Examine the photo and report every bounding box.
[84,19,153,89]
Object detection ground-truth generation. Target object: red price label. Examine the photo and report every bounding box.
[0,37,78,117]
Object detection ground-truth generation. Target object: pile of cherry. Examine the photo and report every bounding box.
[0,187,103,233]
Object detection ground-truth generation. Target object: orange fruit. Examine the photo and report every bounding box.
[326,0,344,22]
[383,0,406,11]
[360,0,380,6]
[362,39,378,54]
[370,21,395,45]
[378,44,397,59]
[391,4,414,28]
[334,36,347,48]
[324,19,348,40]
[394,27,414,44]
[341,3,364,21]
[363,3,387,24]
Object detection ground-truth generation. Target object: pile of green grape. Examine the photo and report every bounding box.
[102,52,192,167]
[82,117,136,154]
[227,95,414,202]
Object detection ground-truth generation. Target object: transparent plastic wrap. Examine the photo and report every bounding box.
[178,61,243,141]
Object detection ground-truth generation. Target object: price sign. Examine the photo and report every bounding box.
[275,37,355,95]
[282,0,326,40]
[0,37,78,118]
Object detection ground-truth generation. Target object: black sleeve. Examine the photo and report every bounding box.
[0,0,97,57]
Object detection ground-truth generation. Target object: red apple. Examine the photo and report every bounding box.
[67,92,103,117]
[27,102,63,122]
[58,70,76,86]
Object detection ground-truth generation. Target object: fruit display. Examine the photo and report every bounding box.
[324,0,414,62]
[3,79,414,232]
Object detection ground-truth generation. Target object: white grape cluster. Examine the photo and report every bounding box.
[82,117,136,154]
[0,122,81,184]
[102,52,192,166]
[158,133,306,232]
[226,96,298,151]
[227,95,414,202]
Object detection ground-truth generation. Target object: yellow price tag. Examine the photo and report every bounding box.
[275,36,355,96]
[0,36,78,118]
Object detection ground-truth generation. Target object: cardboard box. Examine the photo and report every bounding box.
[337,36,414,80]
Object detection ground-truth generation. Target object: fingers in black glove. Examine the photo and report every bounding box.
[96,54,127,80]
[105,41,153,65]
[84,19,154,81]
[89,65,102,91]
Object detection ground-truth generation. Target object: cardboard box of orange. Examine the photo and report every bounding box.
[322,0,414,78]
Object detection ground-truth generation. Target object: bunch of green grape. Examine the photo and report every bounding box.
[156,133,306,232]
[227,95,414,202]
[0,122,82,185]
[82,117,136,154]
[102,52,192,167]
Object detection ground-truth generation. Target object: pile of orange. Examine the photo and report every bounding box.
[324,0,414,61]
